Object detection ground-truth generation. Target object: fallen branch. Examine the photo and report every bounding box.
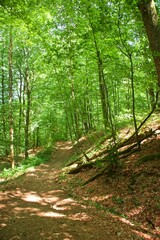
[63,91,160,179]
[64,128,156,175]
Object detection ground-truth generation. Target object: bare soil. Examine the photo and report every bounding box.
[0,137,160,240]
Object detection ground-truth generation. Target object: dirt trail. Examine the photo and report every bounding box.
[0,142,156,240]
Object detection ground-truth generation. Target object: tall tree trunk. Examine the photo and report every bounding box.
[24,68,31,159]
[8,29,14,168]
[129,53,140,149]
[69,57,81,139]
[117,12,140,149]
[92,32,109,129]
[138,0,160,86]
[17,69,23,154]
[81,67,93,133]
[1,47,8,155]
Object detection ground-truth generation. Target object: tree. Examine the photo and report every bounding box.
[8,27,15,168]
[0,0,159,168]
[138,0,160,86]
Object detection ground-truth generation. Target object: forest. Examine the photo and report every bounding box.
[0,1,160,239]
[0,0,160,167]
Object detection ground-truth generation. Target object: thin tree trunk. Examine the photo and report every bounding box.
[81,66,93,133]
[24,68,31,159]
[117,13,140,149]
[8,28,14,168]
[92,33,109,129]
[129,53,140,149]
[1,48,7,155]
[17,69,23,154]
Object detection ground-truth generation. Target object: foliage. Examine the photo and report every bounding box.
[0,148,52,181]
[0,0,159,168]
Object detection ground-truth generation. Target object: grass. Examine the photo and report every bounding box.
[0,147,52,182]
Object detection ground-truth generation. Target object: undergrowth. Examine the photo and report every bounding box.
[0,147,52,182]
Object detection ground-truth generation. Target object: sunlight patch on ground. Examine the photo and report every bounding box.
[132,229,153,239]
[0,204,6,209]
[21,192,42,203]
[127,206,144,217]
[118,217,135,226]
[52,204,71,211]
[56,141,73,150]
[27,167,36,172]
[13,207,40,214]
[89,194,113,202]
[55,198,75,205]
[8,202,18,208]
[42,196,59,204]
[68,212,91,221]
[113,215,135,227]
[0,193,10,201]
[52,198,77,211]
[0,223,7,228]
[41,189,64,195]
[37,211,66,218]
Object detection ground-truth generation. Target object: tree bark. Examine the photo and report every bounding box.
[17,68,23,155]
[94,39,109,129]
[24,68,31,159]
[138,0,160,86]
[8,28,15,168]
[1,47,7,155]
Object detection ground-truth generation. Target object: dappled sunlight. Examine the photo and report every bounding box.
[132,229,154,240]
[53,198,75,206]
[0,223,7,228]
[8,202,18,207]
[37,211,66,218]
[52,203,72,211]
[0,187,93,226]
[26,172,38,177]
[0,193,10,201]
[113,215,135,227]
[1,140,160,240]
[127,206,144,217]
[21,192,43,203]
[0,185,95,240]
[89,194,113,202]
[0,203,6,209]
[42,195,60,204]
[68,212,92,221]
[56,141,73,150]
[2,186,159,240]
[1,179,160,240]
[41,189,64,196]
[52,199,81,211]
[13,207,40,214]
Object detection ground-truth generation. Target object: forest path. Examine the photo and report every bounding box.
[0,141,152,240]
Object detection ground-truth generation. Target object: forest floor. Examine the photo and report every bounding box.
[0,130,160,239]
